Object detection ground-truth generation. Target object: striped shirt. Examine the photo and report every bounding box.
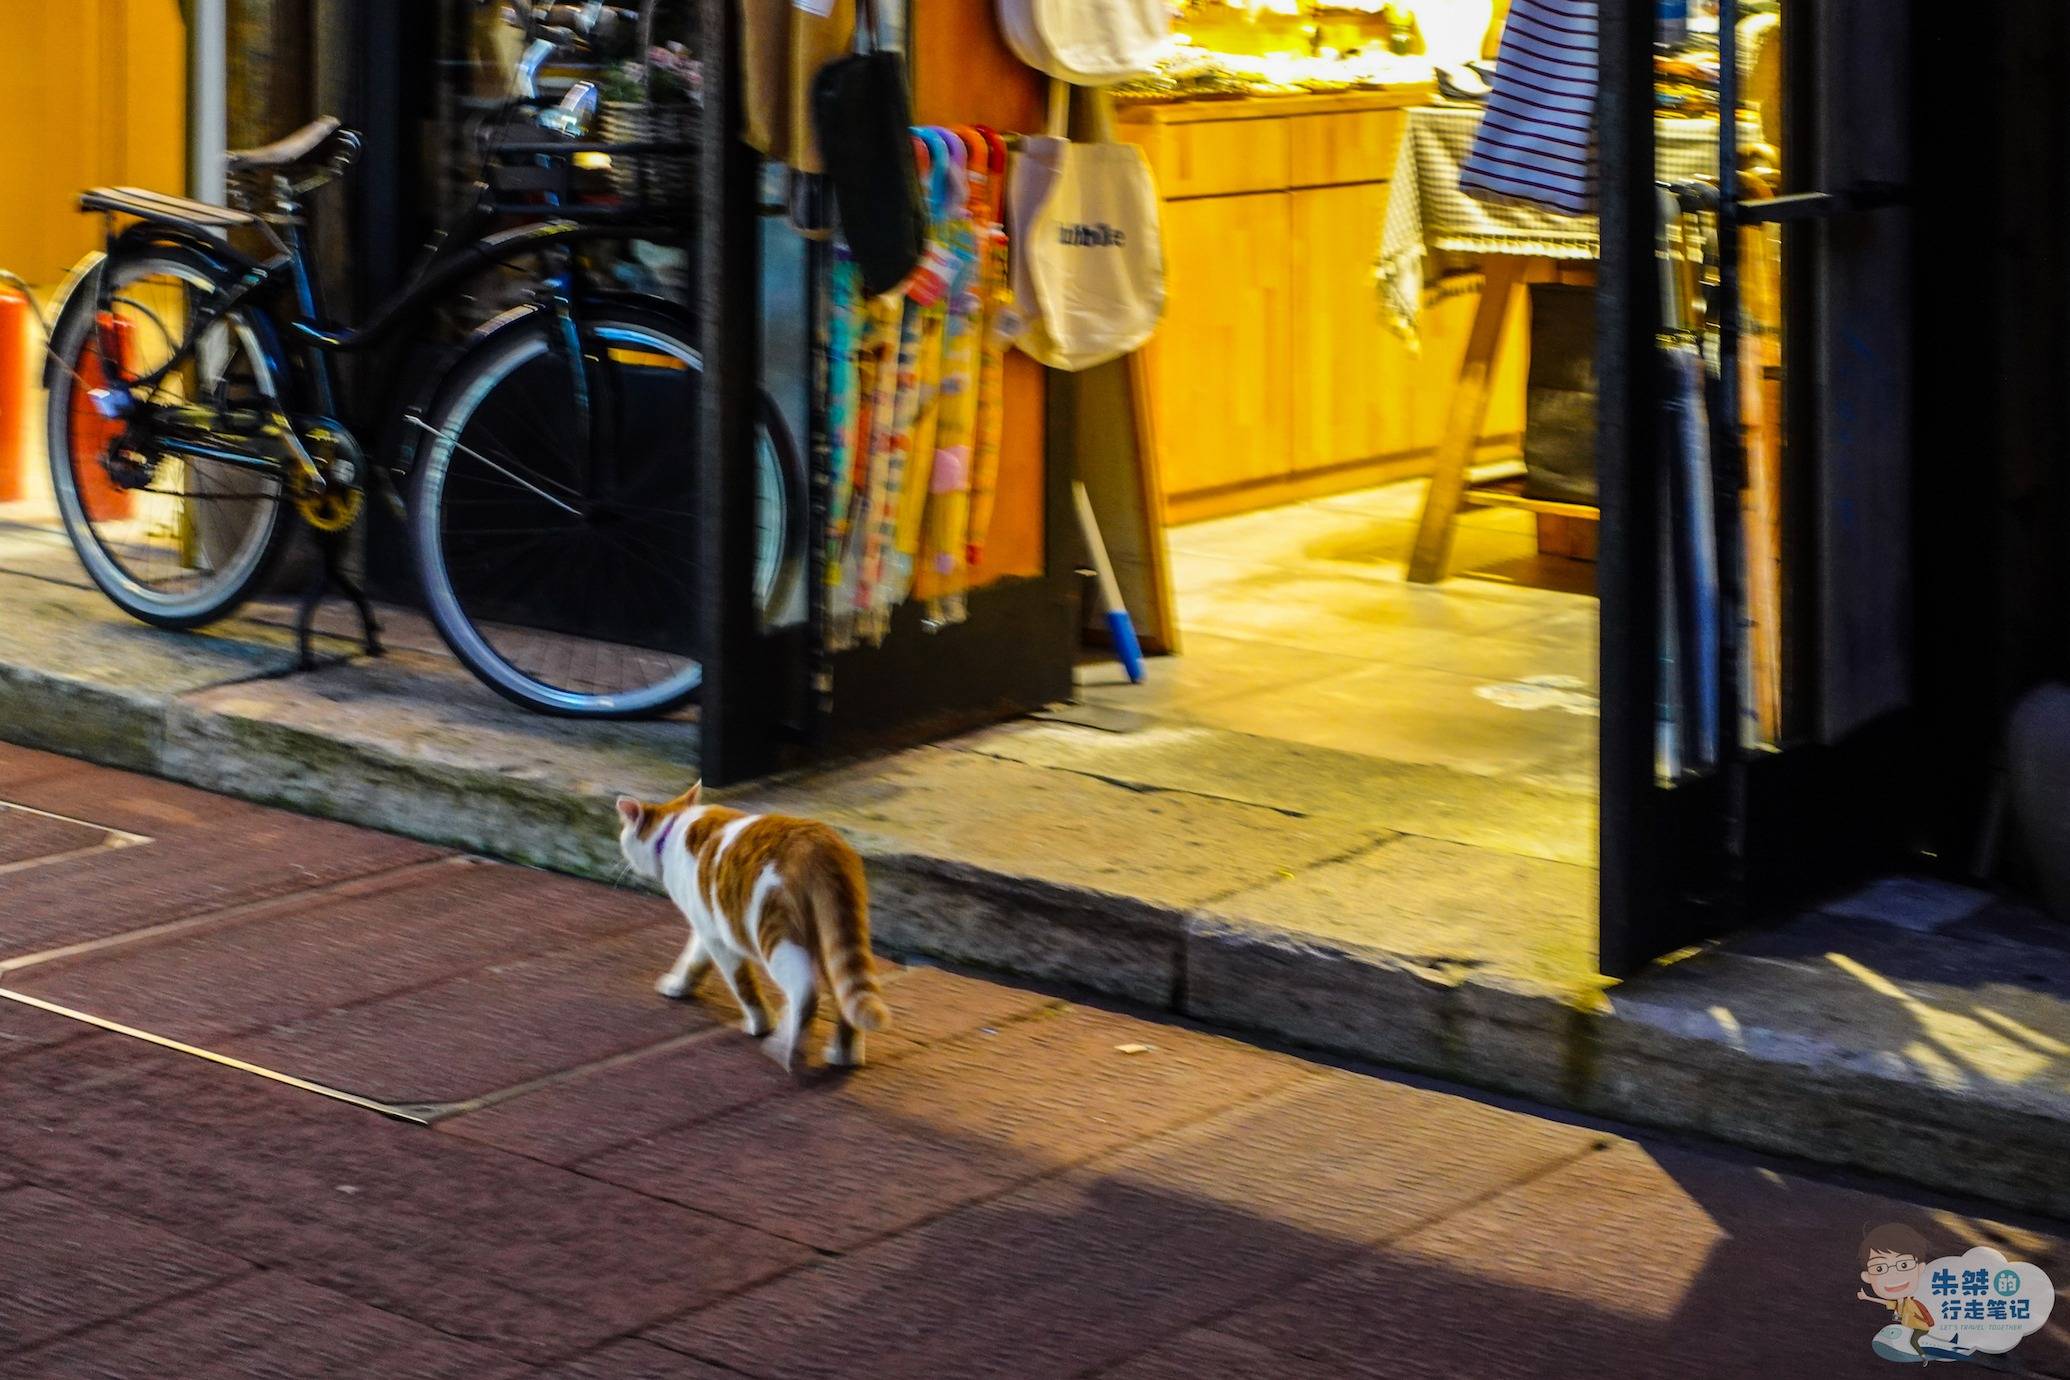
[1459,0,1599,217]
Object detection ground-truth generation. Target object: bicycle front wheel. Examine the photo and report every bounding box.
[409,302,802,718]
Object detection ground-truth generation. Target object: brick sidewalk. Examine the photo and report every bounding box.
[4,745,2070,1378]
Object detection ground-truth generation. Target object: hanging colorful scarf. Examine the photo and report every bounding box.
[965,126,1015,574]
[923,128,999,624]
[825,250,864,555]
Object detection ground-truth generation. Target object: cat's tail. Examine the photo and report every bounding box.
[806,844,890,1032]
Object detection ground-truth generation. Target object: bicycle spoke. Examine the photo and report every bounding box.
[53,258,285,623]
[416,316,739,714]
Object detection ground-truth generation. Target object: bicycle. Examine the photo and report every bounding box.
[40,2,805,719]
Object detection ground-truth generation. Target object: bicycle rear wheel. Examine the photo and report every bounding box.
[44,249,291,628]
[409,302,803,718]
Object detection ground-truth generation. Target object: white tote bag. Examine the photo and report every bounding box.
[998,0,1169,86]
[1009,86,1165,372]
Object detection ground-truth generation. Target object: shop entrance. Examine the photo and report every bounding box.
[1057,0,1904,978]
[1067,1,1613,962]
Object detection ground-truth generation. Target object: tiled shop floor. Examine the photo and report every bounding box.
[1098,481,1598,789]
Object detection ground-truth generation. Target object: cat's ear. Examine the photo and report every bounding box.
[686,781,703,805]
[615,796,643,827]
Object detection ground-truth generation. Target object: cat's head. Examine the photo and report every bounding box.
[615,781,702,880]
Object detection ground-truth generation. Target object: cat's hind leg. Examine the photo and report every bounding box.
[710,946,773,1038]
[656,929,710,999]
[825,1016,866,1069]
[764,940,818,1072]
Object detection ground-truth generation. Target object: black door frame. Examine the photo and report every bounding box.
[1596,0,1917,976]
[1596,0,1723,977]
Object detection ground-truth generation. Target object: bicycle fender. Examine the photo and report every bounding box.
[42,226,260,389]
[39,251,104,390]
[43,237,292,407]
[109,221,262,281]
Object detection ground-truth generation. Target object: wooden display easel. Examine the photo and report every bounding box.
[1407,255,1601,583]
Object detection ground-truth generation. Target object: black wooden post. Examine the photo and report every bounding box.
[695,0,773,786]
[1594,0,1667,977]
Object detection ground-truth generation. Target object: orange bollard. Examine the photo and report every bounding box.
[69,312,135,523]
[0,288,25,503]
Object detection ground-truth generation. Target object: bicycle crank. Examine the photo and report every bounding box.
[291,423,367,533]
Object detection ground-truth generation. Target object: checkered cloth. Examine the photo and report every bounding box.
[1378,103,1754,338]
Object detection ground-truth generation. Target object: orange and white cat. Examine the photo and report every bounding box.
[616,783,890,1069]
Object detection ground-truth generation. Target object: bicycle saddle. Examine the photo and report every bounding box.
[225,116,344,174]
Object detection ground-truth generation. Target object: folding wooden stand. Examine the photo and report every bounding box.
[1406,256,1603,583]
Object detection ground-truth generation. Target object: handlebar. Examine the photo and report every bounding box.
[505,1,640,103]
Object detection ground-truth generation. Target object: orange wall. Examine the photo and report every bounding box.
[0,1,187,285]
[909,0,1046,586]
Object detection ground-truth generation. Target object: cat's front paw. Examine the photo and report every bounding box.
[656,971,691,1000]
[764,1030,800,1073]
[739,1008,772,1038]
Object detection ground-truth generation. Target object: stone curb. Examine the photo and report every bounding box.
[5,664,2070,1221]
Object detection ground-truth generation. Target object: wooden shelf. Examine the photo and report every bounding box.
[1112,86,1435,125]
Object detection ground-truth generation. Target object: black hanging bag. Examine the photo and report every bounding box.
[812,0,925,296]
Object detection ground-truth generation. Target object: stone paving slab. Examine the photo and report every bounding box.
[0,1184,250,1357]
[0,805,107,866]
[0,742,83,790]
[957,717,1597,867]
[0,755,276,835]
[0,997,99,1062]
[651,1070,1600,1378]
[10,1271,531,1380]
[0,1038,811,1363]
[439,964,1059,1165]
[1205,1136,2070,1380]
[582,1004,1305,1252]
[535,1338,740,1380]
[8,858,662,1043]
[0,811,439,962]
[1203,832,1600,989]
[216,923,712,1106]
[749,746,1388,912]
[1102,1328,1291,1378]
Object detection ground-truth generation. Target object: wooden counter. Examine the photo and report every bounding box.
[1115,90,1530,524]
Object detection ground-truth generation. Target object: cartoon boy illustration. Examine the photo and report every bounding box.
[1858,1223,1971,1364]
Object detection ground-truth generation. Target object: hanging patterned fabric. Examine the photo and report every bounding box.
[834,292,902,648]
[825,251,865,553]
[922,128,998,625]
[858,290,925,642]
[818,121,1013,649]
[885,128,965,619]
[965,126,1014,576]
[822,251,873,651]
